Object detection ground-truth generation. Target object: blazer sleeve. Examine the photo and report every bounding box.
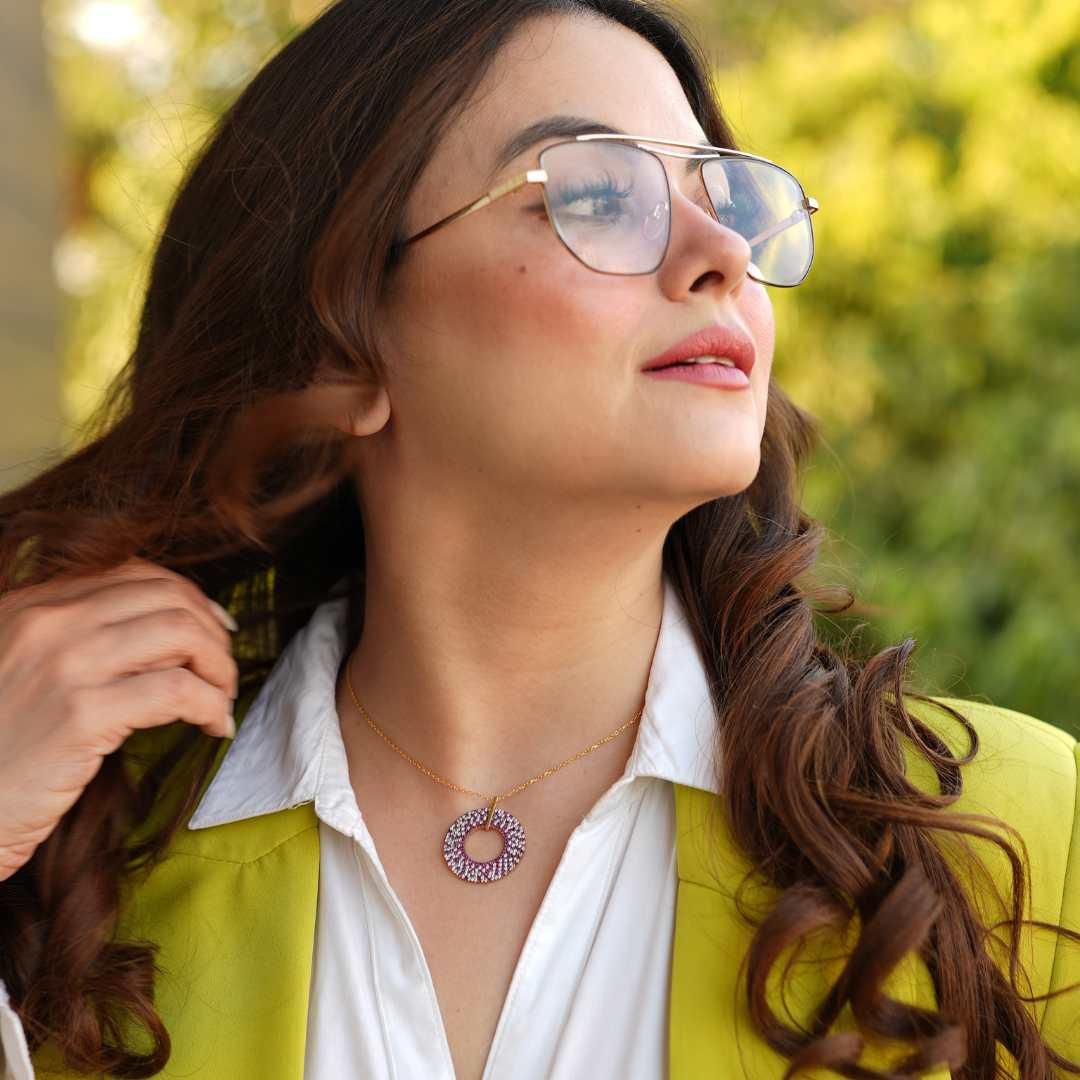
[1039,741,1080,1058]
[0,980,33,1080]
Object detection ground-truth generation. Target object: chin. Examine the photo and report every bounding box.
[645,445,763,507]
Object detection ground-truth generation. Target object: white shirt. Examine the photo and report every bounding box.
[0,585,718,1080]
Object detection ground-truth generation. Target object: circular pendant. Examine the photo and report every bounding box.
[443,806,526,883]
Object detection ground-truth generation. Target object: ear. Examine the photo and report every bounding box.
[322,381,392,437]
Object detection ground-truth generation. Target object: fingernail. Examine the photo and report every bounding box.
[223,712,236,739]
[209,600,240,633]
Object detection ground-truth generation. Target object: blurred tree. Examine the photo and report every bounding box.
[690,0,1080,731]
[45,0,1080,730]
[43,0,327,422]
[0,0,61,489]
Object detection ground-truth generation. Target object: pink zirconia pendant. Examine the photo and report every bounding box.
[443,805,526,883]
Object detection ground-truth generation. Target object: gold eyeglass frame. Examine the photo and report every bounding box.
[406,133,819,287]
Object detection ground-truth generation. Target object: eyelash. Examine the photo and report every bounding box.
[554,172,634,206]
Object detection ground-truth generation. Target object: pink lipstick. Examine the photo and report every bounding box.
[642,325,755,389]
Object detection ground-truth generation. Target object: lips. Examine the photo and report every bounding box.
[642,325,756,390]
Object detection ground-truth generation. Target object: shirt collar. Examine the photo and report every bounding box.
[189,582,718,831]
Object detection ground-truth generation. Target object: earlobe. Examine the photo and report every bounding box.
[330,383,392,438]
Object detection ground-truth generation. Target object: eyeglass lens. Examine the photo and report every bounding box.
[699,157,814,287]
[538,141,671,275]
[537,141,813,287]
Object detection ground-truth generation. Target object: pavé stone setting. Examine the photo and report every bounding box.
[443,806,526,883]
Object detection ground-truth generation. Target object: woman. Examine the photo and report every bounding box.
[0,1,1077,1077]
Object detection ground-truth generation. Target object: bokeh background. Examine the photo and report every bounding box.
[2,0,1079,730]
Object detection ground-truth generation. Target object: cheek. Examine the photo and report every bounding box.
[737,281,775,420]
[386,237,648,478]
[415,236,641,388]
[485,251,637,353]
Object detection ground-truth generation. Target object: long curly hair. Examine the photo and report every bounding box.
[0,1,1075,1076]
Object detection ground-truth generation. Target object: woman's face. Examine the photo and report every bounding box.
[373,13,775,520]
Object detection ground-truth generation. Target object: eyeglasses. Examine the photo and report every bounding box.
[407,134,818,288]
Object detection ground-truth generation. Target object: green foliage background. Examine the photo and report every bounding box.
[49,0,1080,730]
[690,0,1080,731]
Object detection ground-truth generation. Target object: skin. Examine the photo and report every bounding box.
[0,12,775,1080]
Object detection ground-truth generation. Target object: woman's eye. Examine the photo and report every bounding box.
[712,197,745,228]
[556,182,633,220]
[569,193,620,216]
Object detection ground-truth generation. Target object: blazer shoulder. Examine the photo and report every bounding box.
[674,699,1080,1066]
[914,695,1076,765]
[911,699,1080,1050]
[676,699,1079,890]
[907,697,1078,842]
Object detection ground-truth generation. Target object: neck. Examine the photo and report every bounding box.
[347,490,673,793]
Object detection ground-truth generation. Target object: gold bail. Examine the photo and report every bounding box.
[484,796,499,830]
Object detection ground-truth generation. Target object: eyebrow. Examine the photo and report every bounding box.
[497,116,717,180]
[496,116,621,168]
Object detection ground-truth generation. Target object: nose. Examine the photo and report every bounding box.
[653,181,753,303]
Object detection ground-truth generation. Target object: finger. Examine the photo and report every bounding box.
[3,561,235,640]
[3,558,185,608]
[40,576,233,649]
[89,668,236,740]
[100,561,235,634]
[207,600,239,633]
[82,576,234,643]
[70,608,239,698]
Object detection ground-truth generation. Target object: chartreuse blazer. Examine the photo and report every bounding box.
[41,700,1080,1079]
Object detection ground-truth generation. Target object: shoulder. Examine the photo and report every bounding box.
[678,698,1080,931]
[906,697,1078,842]
[678,698,1079,863]
[912,695,1076,768]
[674,699,1080,1056]
[908,699,1080,1048]
[676,698,1080,887]
[909,697,1079,932]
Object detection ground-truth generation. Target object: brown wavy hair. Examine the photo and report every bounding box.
[0,0,1075,1076]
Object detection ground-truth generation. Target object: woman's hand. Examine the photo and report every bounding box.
[0,560,238,882]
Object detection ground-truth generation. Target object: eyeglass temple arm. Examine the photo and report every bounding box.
[744,197,818,249]
[407,169,548,245]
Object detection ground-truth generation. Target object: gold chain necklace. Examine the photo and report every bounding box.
[345,659,642,883]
